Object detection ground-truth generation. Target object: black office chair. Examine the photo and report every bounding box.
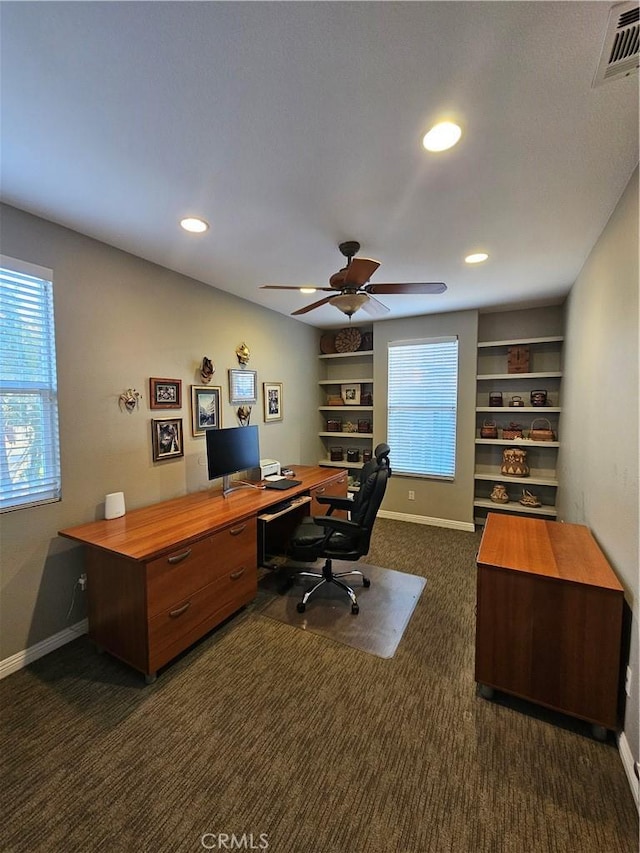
[286,444,391,614]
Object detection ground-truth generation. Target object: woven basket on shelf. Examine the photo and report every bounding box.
[529,418,556,441]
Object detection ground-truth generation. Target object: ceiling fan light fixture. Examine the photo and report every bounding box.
[300,287,317,294]
[465,252,489,264]
[180,216,209,233]
[422,121,462,152]
[330,292,368,317]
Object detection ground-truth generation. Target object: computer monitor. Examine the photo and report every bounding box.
[206,425,261,497]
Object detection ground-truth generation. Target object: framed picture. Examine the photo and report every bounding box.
[151,418,184,461]
[191,385,222,437]
[228,369,257,404]
[263,382,283,422]
[341,383,361,405]
[149,377,182,409]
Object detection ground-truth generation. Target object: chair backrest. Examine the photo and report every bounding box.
[349,443,391,516]
[346,444,391,554]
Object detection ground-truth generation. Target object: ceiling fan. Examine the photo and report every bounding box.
[261,241,447,318]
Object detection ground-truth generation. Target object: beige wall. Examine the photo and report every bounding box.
[558,167,639,763]
[0,204,320,658]
[373,310,478,528]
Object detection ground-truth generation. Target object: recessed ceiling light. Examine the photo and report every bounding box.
[300,287,317,294]
[465,252,489,264]
[180,217,209,233]
[422,121,462,152]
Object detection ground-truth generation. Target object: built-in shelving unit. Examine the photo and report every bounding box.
[318,329,373,487]
[474,336,563,524]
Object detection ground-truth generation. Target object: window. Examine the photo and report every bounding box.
[387,337,458,479]
[0,256,61,511]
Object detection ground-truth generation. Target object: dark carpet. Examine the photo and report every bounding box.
[0,519,637,853]
[258,562,427,658]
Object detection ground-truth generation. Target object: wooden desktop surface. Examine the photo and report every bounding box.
[477,512,623,591]
[59,465,340,562]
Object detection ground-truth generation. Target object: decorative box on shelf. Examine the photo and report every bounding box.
[507,345,530,373]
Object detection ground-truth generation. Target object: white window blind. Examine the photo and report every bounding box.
[387,337,458,479]
[0,256,61,511]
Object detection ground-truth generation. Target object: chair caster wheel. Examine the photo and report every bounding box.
[296,602,306,613]
[351,604,359,614]
[362,577,371,587]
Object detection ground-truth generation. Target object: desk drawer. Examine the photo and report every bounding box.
[147,517,257,617]
[148,565,257,672]
[310,472,348,517]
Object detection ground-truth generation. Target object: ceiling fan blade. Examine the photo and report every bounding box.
[345,257,380,287]
[365,281,447,295]
[291,295,335,315]
[261,285,334,291]
[360,294,390,316]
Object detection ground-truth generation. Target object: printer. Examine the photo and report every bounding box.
[258,458,281,479]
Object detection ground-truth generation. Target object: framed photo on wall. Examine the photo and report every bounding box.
[228,369,257,404]
[151,418,184,461]
[191,385,222,436]
[263,382,283,422]
[149,377,182,409]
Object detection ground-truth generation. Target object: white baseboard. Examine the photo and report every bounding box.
[618,731,640,810]
[378,509,476,532]
[0,619,88,681]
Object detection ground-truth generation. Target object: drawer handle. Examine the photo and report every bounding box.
[167,549,192,565]
[230,568,245,580]
[169,602,191,618]
[229,524,246,536]
[315,487,326,495]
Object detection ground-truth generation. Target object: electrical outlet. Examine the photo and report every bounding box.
[625,666,632,697]
[408,490,415,501]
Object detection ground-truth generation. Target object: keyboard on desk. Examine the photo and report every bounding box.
[268,500,294,514]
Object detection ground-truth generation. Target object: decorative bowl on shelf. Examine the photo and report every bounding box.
[334,327,361,353]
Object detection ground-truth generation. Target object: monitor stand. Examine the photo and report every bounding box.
[222,475,263,498]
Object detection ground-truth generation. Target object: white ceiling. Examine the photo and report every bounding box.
[1,2,638,329]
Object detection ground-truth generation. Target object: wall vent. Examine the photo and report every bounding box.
[593,1,639,86]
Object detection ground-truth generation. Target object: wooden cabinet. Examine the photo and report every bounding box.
[474,336,563,524]
[85,517,257,679]
[475,514,624,733]
[59,466,344,681]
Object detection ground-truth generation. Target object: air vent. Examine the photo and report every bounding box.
[593,1,639,86]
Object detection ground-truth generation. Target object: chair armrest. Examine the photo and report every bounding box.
[315,495,353,513]
[310,515,359,536]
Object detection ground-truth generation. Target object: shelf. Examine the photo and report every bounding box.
[475,438,560,447]
[319,378,373,385]
[474,472,558,487]
[475,329,563,524]
[477,336,564,348]
[473,498,558,517]
[319,406,374,412]
[477,372,562,381]
[476,407,561,413]
[319,350,373,359]
[319,460,363,469]
[319,432,372,438]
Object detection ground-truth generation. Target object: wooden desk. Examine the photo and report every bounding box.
[475,513,624,733]
[59,466,347,681]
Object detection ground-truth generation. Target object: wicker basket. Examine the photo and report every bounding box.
[480,420,498,439]
[529,418,556,441]
[502,422,523,440]
[501,447,529,477]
